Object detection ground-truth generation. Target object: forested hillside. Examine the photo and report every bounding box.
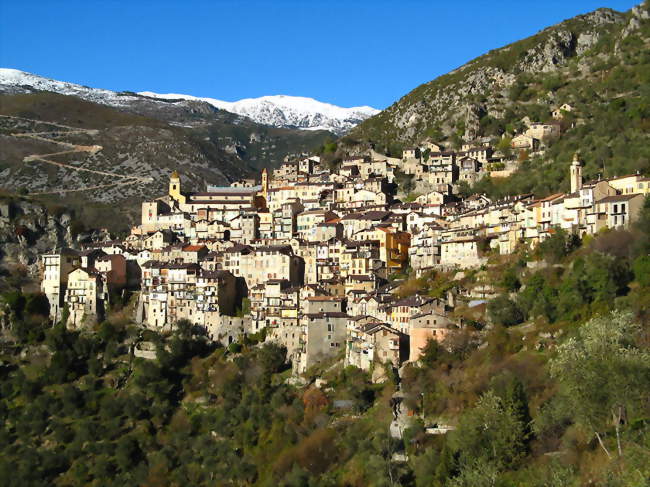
[1,198,649,486]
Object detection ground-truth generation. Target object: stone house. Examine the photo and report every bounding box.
[409,311,455,362]
[41,248,81,321]
[296,311,348,373]
[415,190,446,206]
[143,229,176,251]
[594,193,645,230]
[439,236,483,268]
[606,174,650,196]
[181,244,209,263]
[402,147,421,160]
[65,267,106,327]
[345,274,378,295]
[296,210,338,238]
[346,322,407,372]
[94,254,127,292]
[552,103,573,119]
[238,245,305,289]
[525,121,561,140]
[511,134,539,151]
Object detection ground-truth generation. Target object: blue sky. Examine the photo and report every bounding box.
[0,0,639,109]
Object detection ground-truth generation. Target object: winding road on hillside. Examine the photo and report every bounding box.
[1,115,153,194]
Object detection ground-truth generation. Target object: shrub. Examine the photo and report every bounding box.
[633,255,650,287]
[536,228,580,263]
[488,295,524,327]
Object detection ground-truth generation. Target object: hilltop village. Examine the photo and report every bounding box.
[39,130,650,376]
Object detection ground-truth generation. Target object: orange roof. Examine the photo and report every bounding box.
[539,192,564,202]
[183,245,206,252]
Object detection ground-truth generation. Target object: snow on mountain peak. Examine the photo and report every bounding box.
[0,68,379,134]
[0,68,140,106]
[139,91,379,134]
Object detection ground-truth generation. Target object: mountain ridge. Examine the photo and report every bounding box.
[138,91,379,134]
[0,68,377,134]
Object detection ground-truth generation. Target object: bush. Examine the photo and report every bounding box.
[633,255,650,287]
[536,228,580,263]
[488,295,524,327]
[450,391,527,472]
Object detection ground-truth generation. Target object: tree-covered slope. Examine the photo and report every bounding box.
[1,199,649,486]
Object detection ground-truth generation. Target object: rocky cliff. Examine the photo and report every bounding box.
[347,5,642,149]
[0,198,72,279]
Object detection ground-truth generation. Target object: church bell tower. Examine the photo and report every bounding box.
[169,170,185,204]
[570,152,582,194]
[261,168,269,199]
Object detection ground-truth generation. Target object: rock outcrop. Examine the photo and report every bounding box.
[347,6,630,147]
[0,199,73,276]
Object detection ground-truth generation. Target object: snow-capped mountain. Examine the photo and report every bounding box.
[139,92,379,134]
[0,68,141,107]
[0,68,379,134]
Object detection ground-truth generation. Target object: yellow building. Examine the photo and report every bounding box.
[606,174,650,196]
[169,170,186,204]
[354,226,410,271]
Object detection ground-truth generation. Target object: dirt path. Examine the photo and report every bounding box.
[1,114,153,194]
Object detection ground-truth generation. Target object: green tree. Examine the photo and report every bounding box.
[517,272,557,322]
[496,136,513,158]
[549,310,650,458]
[449,458,499,487]
[487,295,524,327]
[450,391,527,473]
[632,255,650,287]
[490,372,533,452]
[536,228,580,263]
[456,180,473,199]
[419,338,444,368]
[500,265,521,292]
[394,169,415,195]
[632,195,650,256]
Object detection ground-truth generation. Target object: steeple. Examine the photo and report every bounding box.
[169,170,184,203]
[570,152,582,193]
[261,167,269,199]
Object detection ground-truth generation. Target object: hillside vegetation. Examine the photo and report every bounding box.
[1,199,649,486]
[346,2,650,198]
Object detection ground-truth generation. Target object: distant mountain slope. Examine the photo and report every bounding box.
[0,67,340,228]
[0,92,241,228]
[345,2,650,197]
[0,69,377,135]
[0,91,331,232]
